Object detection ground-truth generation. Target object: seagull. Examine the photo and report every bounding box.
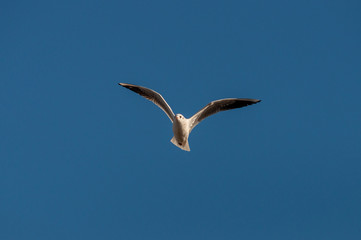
[119,83,261,151]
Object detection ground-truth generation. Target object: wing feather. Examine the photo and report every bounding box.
[189,98,261,130]
[119,83,175,122]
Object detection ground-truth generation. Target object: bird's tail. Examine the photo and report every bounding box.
[170,137,190,152]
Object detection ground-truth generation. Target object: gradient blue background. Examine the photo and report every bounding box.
[1,1,361,239]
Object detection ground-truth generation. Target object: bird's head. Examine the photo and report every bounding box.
[175,114,185,120]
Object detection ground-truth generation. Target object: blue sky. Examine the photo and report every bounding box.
[1,0,361,239]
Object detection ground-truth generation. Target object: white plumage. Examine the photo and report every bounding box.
[119,83,261,151]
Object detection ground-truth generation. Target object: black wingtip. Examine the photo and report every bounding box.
[119,83,131,88]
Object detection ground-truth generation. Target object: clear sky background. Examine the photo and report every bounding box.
[1,1,361,239]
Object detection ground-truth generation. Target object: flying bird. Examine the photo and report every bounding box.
[119,83,261,151]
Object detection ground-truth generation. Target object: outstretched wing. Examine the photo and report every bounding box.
[119,83,175,122]
[189,98,261,131]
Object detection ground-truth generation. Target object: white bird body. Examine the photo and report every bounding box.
[171,114,191,151]
[118,83,261,151]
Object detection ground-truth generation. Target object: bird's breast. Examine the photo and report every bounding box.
[172,120,189,143]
